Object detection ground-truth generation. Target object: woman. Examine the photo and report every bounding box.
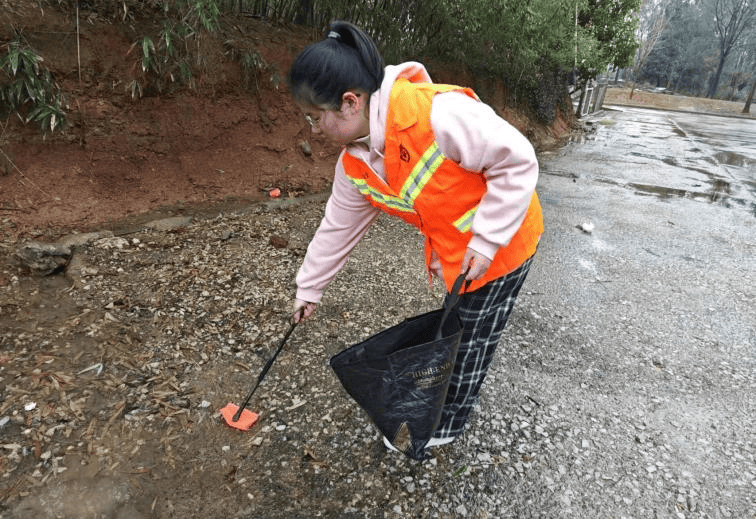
[287,21,543,450]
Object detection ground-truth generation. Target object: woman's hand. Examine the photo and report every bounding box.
[460,248,492,281]
[429,249,445,283]
[293,299,318,322]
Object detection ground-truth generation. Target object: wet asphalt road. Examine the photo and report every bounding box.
[501,105,756,516]
[549,106,756,214]
[533,105,755,384]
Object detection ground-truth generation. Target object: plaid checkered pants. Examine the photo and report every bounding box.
[433,254,534,440]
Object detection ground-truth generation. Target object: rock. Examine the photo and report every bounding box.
[64,252,88,288]
[94,236,130,249]
[58,231,114,248]
[298,140,312,157]
[14,241,72,275]
[144,216,193,232]
[269,235,288,249]
[577,222,595,234]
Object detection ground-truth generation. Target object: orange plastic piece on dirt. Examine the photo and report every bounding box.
[220,403,259,431]
[269,188,281,198]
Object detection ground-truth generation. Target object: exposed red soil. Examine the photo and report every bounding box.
[0,4,574,244]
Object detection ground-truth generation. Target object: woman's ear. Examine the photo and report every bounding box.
[341,91,366,115]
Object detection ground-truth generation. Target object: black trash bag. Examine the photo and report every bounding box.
[330,274,467,460]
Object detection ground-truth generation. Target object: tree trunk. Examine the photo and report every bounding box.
[576,83,585,117]
[743,79,756,114]
[707,56,727,98]
[293,0,314,25]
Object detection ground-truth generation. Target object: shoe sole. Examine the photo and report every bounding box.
[382,436,455,451]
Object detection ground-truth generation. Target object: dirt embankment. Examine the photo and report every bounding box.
[0,4,577,245]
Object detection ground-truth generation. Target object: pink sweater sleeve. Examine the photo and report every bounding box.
[295,154,380,303]
[431,91,539,260]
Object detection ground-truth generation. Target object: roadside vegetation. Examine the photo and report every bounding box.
[0,40,67,134]
[2,0,642,139]
[622,0,756,113]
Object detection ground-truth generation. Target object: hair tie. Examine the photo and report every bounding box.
[327,31,341,41]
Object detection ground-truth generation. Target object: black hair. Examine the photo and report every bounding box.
[287,21,385,109]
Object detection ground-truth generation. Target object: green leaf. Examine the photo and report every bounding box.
[453,465,468,477]
[142,37,154,59]
[179,61,192,81]
[161,27,173,56]
[11,81,24,104]
[25,104,43,123]
[9,49,19,76]
[129,80,142,99]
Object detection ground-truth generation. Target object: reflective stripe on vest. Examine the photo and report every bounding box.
[348,177,416,213]
[347,142,446,213]
[453,206,478,233]
[399,142,445,205]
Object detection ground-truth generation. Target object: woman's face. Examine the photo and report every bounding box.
[299,91,369,146]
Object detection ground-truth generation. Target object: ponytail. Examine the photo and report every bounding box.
[287,21,385,109]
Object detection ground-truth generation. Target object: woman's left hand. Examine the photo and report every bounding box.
[460,248,492,281]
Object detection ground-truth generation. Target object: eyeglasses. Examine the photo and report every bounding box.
[304,114,321,128]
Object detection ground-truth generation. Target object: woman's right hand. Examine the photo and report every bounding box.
[293,299,318,322]
[428,249,445,284]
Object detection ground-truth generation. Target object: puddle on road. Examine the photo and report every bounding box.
[636,152,753,175]
[628,182,756,216]
[712,151,754,168]
[685,166,715,176]
[707,178,733,201]
[629,151,657,161]
[628,180,731,202]
[629,183,688,199]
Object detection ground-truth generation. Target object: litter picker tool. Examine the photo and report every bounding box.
[220,309,304,431]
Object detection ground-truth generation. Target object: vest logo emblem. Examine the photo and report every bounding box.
[399,145,411,163]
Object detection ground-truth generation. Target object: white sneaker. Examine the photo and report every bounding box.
[426,436,455,447]
[382,436,399,452]
[383,435,455,451]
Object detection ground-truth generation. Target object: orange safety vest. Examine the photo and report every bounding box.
[341,78,543,293]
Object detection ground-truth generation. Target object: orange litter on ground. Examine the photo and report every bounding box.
[220,403,259,431]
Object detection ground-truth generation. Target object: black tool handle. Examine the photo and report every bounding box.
[435,271,470,340]
[232,309,303,422]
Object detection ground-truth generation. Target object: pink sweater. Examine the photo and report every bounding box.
[296,62,539,303]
